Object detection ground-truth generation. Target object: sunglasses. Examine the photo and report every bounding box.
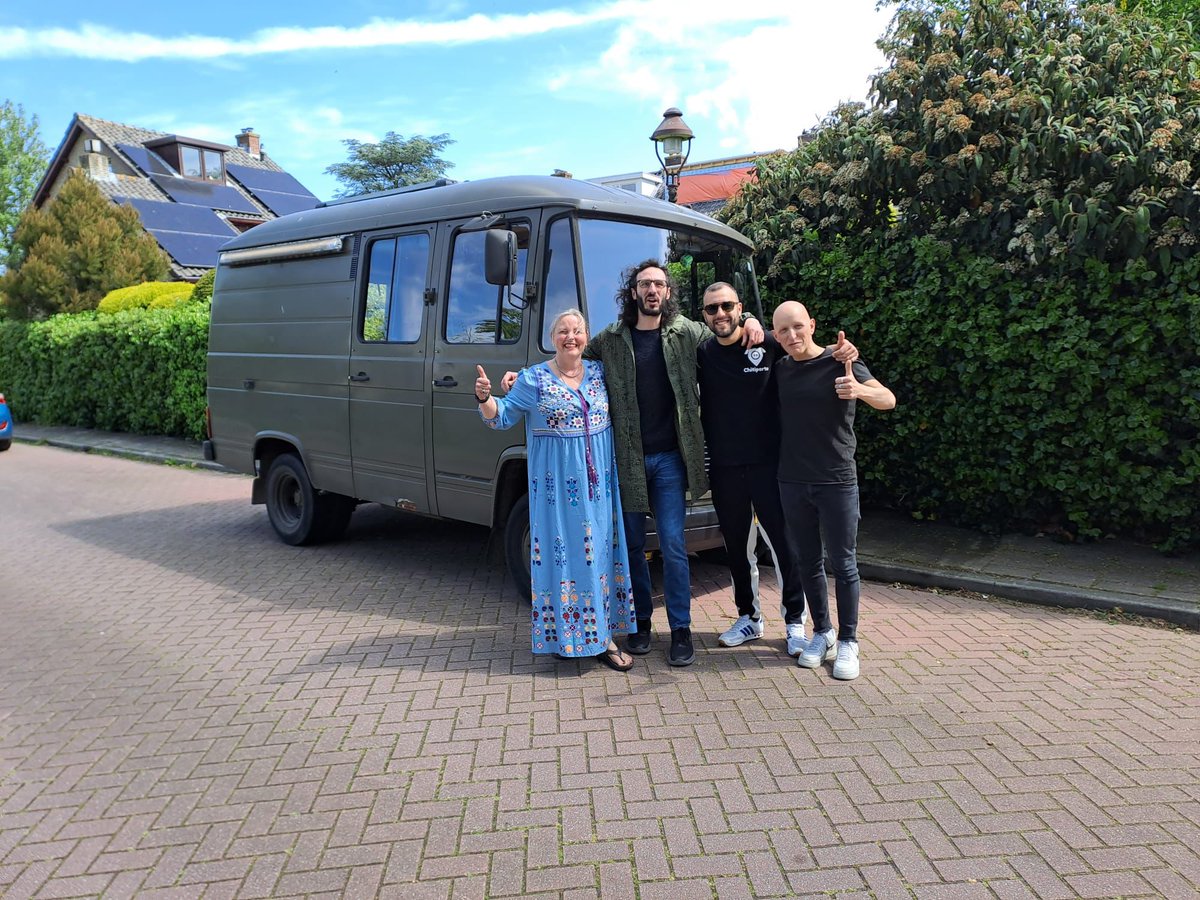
[702,301,738,315]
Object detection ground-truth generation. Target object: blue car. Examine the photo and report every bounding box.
[0,392,12,451]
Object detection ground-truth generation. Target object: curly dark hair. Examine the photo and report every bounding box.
[616,258,680,328]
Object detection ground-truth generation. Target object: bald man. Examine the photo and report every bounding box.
[772,301,895,680]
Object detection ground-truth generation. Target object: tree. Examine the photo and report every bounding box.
[0,169,169,319]
[324,132,455,198]
[0,101,50,271]
[725,0,1200,284]
[720,0,1200,550]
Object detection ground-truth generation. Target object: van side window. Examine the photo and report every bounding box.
[362,233,429,343]
[540,217,587,350]
[446,226,528,344]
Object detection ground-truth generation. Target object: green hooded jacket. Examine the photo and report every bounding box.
[584,316,710,514]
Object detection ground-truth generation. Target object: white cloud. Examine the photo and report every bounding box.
[0,5,639,61]
[548,0,890,156]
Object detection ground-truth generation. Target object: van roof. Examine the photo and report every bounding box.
[220,174,753,252]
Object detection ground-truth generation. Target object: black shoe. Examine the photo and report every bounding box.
[626,619,653,655]
[669,627,695,667]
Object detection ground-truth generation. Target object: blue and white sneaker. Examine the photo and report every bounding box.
[797,628,836,668]
[719,615,764,647]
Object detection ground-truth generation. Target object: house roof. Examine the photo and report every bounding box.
[676,167,758,207]
[34,113,320,279]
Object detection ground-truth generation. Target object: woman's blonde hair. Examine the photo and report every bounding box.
[549,307,588,336]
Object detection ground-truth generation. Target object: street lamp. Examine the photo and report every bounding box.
[650,107,694,204]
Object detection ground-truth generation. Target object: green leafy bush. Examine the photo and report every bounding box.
[726,0,1200,284]
[191,268,216,303]
[97,281,193,314]
[721,0,1200,550]
[770,235,1200,551]
[0,303,209,440]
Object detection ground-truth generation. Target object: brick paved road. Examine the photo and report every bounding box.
[1,444,1197,899]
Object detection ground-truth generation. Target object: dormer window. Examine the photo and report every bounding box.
[145,135,228,183]
[180,145,224,182]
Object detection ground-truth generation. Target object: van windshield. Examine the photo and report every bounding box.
[541,216,759,349]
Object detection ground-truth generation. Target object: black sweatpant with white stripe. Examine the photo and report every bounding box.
[709,462,807,624]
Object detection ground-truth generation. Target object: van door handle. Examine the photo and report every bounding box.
[432,376,457,388]
[349,372,370,382]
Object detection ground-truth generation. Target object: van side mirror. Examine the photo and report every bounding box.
[485,230,518,286]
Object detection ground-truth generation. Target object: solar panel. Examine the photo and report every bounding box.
[125,198,236,237]
[115,142,176,176]
[226,164,315,199]
[147,230,235,268]
[149,174,260,214]
[244,189,320,217]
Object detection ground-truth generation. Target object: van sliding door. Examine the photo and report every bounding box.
[349,227,435,511]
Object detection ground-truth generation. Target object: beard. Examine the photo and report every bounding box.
[636,295,663,318]
[709,318,736,338]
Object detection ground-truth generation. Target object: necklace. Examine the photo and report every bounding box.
[552,358,583,379]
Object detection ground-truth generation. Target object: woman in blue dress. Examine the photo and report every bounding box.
[475,309,635,671]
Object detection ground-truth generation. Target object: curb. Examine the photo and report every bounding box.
[859,560,1198,630]
[14,434,228,473]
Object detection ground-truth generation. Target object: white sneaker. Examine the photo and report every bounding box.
[785,623,808,657]
[832,640,860,680]
[797,629,836,668]
[718,615,764,647]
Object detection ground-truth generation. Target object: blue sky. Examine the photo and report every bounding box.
[2,1,892,202]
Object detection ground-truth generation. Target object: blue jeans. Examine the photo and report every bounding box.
[623,450,691,630]
[778,480,861,642]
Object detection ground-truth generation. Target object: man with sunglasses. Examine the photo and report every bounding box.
[696,283,856,657]
[579,260,765,666]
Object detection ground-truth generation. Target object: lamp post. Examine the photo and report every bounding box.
[650,107,694,204]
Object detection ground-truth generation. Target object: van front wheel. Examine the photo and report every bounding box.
[265,453,329,546]
[503,493,532,603]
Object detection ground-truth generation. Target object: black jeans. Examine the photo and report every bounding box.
[778,480,861,642]
[709,463,806,624]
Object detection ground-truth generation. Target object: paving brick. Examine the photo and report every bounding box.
[639,878,718,900]
[524,863,597,892]
[1064,870,1155,898]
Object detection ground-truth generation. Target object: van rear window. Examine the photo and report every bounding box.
[362,233,429,343]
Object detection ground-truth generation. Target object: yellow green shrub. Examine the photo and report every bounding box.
[97,281,193,315]
[149,291,191,310]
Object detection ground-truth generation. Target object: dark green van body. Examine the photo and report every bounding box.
[205,175,762,595]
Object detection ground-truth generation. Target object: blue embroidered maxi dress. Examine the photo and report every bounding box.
[482,360,635,657]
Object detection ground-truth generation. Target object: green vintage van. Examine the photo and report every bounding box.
[205,175,763,597]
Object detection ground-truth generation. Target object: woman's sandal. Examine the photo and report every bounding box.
[598,645,634,671]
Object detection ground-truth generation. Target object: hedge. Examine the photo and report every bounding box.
[0,304,209,441]
[773,235,1200,551]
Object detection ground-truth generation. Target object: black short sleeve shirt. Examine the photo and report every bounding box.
[776,348,875,484]
[697,331,785,467]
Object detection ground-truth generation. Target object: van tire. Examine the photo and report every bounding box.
[265,452,329,546]
[0,438,10,452]
[504,493,532,603]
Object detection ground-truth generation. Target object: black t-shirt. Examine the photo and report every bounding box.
[696,331,784,467]
[631,326,678,455]
[776,348,875,484]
